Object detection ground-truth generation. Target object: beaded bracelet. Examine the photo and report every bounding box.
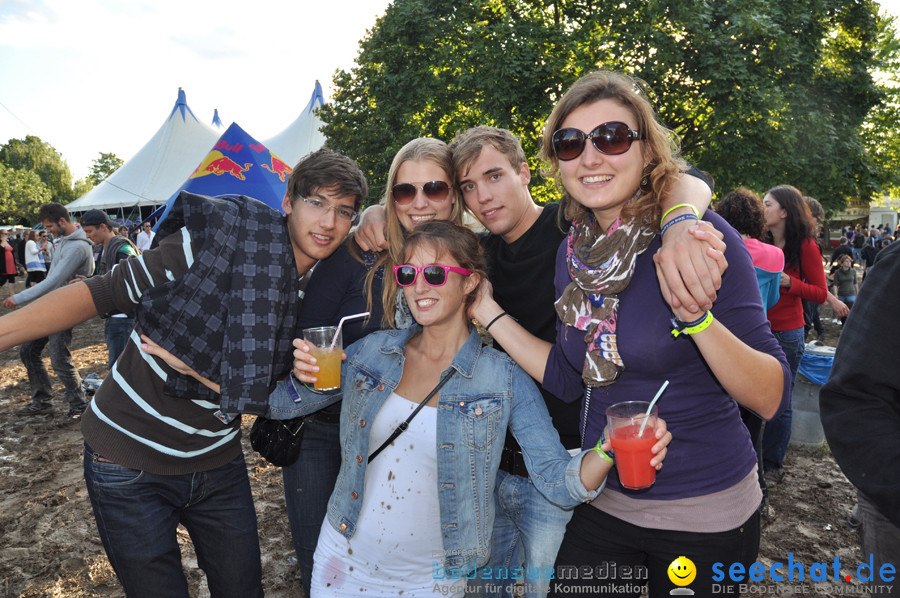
[660,203,700,227]
[660,213,699,237]
[670,311,714,338]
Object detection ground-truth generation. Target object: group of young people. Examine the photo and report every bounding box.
[0,70,793,598]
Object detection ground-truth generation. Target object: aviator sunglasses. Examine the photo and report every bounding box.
[391,181,451,204]
[393,264,472,287]
[551,121,645,161]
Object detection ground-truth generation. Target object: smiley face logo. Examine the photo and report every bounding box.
[668,556,696,587]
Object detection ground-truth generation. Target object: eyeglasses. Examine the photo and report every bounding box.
[551,121,645,161]
[393,264,472,287]
[296,196,358,222]
[391,181,451,204]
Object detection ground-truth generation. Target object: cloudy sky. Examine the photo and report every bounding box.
[1,0,898,181]
[0,0,391,179]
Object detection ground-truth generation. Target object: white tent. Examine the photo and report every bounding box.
[66,89,220,214]
[262,81,327,168]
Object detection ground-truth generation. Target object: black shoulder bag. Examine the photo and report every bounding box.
[249,415,306,467]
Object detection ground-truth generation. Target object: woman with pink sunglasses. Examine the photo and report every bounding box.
[292,221,671,597]
[280,137,468,594]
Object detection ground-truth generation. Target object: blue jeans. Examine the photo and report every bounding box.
[762,327,805,472]
[84,444,263,598]
[19,329,86,410]
[468,469,574,598]
[281,413,342,596]
[104,316,135,369]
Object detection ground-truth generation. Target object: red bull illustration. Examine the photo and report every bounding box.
[189,151,253,181]
[261,154,292,182]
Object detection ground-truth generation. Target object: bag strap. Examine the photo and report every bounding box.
[368,369,456,464]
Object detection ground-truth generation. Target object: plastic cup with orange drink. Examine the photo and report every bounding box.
[606,401,658,490]
[302,326,343,391]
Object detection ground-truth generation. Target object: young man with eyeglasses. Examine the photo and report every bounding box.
[0,148,367,598]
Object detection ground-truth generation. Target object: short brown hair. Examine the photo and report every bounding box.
[287,148,368,212]
[37,202,71,224]
[450,126,526,185]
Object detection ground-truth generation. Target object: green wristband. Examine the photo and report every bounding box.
[593,436,614,463]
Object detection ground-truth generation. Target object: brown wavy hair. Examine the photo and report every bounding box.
[400,220,486,317]
[539,71,686,231]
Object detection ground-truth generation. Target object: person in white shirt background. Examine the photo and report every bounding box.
[136,222,155,251]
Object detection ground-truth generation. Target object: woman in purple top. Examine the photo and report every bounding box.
[471,71,791,597]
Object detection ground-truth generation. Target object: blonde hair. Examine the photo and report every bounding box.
[540,71,686,230]
[366,138,465,328]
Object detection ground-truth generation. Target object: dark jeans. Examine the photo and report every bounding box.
[19,329,86,410]
[84,444,263,598]
[762,327,805,472]
[281,413,342,596]
[104,316,135,369]
[802,299,823,338]
[549,505,760,598]
[857,490,900,592]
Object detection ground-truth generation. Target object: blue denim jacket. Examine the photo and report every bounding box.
[269,324,601,569]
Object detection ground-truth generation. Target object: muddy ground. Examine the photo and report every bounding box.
[0,275,876,597]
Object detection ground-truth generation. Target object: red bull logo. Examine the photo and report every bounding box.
[189,151,253,180]
[261,154,292,182]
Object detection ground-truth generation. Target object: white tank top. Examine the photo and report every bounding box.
[311,391,463,597]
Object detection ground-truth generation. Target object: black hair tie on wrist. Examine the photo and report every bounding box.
[484,311,509,332]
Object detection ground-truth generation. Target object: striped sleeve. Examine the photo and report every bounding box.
[85,228,193,316]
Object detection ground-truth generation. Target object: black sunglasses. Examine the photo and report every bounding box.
[551,121,645,161]
[391,181,451,204]
[393,264,472,287]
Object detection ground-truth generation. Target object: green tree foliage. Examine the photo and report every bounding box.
[861,11,900,198]
[321,0,895,210]
[73,177,94,199]
[0,162,53,224]
[0,136,75,204]
[88,152,124,187]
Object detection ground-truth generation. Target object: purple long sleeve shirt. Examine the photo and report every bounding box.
[543,211,791,500]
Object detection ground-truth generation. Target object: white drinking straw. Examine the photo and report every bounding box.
[638,380,669,436]
[330,312,370,349]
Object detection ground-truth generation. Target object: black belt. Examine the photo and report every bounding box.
[499,447,529,478]
[305,409,341,425]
